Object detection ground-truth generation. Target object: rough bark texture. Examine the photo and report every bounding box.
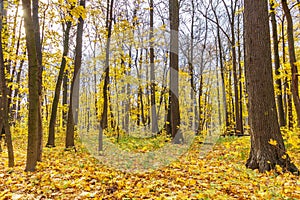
[244,0,298,174]
[22,0,40,172]
[169,0,183,143]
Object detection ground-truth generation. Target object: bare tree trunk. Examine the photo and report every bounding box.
[244,0,298,174]
[270,2,286,127]
[0,4,14,166]
[66,0,85,149]
[99,0,114,152]
[22,0,40,172]
[32,0,43,162]
[169,0,183,143]
[47,12,72,147]
[149,0,159,134]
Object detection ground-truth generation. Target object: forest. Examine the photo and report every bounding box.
[0,0,300,199]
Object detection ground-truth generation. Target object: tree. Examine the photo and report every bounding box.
[32,0,43,162]
[22,0,40,172]
[149,0,159,134]
[270,1,285,127]
[99,0,114,152]
[66,0,85,149]
[0,1,14,167]
[244,0,298,173]
[169,0,183,143]
[47,4,72,147]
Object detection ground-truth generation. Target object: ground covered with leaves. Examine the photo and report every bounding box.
[0,129,300,199]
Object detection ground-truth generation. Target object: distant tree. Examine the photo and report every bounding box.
[99,0,114,152]
[270,1,285,127]
[149,0,159,134]
[244,0,298,173]
[22,0,40,172]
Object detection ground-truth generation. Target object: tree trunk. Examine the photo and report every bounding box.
[149,0,159,134]
[99,0,114,152]
[47,14,72,147]
[22,0,40,172]
[244,0,298,174]
[66,0,85,149]
[0,6,14,166]
[169,0,183,144]
[32,0,43,162]
[270,2,286,127]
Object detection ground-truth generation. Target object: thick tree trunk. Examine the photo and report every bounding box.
[244,0,298,174]
[22,0,40,172]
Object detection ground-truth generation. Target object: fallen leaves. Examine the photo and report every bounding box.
[0,132,299,199]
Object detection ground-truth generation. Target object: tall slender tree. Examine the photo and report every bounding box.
[270,1,285,127]
[66,0,86,149]
[169,0,183,143]
[99,0,114,152]
[244,0,298,173]
[149,0,159,134]
[32,0,43,161]
[0,2,14,166]
[22,0,40,172]
[47,4,72,147]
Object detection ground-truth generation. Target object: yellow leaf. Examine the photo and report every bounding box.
[268,139,277,146]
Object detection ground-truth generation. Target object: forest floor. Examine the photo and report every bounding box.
[0,128,300,199]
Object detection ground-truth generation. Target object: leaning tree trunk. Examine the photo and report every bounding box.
[244,0,298,174]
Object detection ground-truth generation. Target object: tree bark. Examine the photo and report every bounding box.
[22,0,40,172]
[32,0,43,162]
[169,0,183,143]
[149,0,159,134]
[66,0,85,149]
[270,2,286,127]
[244,0,298,174]
[0,4,14,167]
[47,12,72,147]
